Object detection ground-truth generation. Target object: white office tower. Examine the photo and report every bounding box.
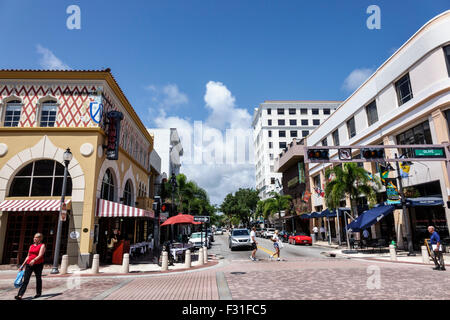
[252,101,341,200]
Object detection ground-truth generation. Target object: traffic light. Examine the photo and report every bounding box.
[362,148,384,160]
[307,149,329,161]
[161,203,168,213]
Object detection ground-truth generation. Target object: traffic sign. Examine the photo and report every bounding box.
[194,216,210,223]
[338,148,352,160]
[413,148,445,158]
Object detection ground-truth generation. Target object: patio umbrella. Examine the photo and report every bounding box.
[160,213,202,226]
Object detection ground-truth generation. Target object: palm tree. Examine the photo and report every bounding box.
[263,191,292,221]
[324,163,381,218]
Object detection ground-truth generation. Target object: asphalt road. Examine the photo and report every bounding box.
[209,233,333,261]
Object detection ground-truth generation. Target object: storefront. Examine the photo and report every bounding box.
[0,70,157,267]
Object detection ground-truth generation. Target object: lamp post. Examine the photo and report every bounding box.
[51,148,72,274]
[170,173,177,242]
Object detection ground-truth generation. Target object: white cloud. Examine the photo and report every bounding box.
[146,84,188,109]
[36,44,71,70]
[342,68,374,92]
[149,80,255,205]
[204,81,251,130]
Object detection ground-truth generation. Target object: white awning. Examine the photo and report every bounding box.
[96,198,154,218]
[0,199,71,212]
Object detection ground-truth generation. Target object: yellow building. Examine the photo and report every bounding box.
[0,69,158,267]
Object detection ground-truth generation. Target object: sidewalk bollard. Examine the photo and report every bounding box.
[185,250,191,268]
[60,255,68,275]
[91,254,100,274]
[421,246,430,264]
[121,253,130,273]
[203,246,208,264]
[389,245,397,261]
[198,248,204,266]
[161,251,169,271]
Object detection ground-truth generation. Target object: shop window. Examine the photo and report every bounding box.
[101,169,115,201]
[9,160,72,197]
[4,100,22,127]
[123,180,133,206]
[40,101,58,127]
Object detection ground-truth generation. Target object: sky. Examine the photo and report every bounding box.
[0,0,449,205]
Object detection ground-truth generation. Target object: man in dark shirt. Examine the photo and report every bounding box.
[428,226,446,271]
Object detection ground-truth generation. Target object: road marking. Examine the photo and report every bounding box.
[257,245,275,256]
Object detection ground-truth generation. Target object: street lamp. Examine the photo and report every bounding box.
[169,173,177,242]
[51,148,72,274]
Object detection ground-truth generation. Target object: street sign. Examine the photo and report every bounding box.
[413,148,445,158]
[194,216,210,223]
[338,148,352,160]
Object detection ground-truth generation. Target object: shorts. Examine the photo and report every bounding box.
[273,242,279,249]
[251,242,257,250]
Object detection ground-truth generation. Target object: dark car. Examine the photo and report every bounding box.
[207,228,214,242]
[279,230,290,243]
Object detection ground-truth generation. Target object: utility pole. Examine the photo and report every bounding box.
[395,154,415,256]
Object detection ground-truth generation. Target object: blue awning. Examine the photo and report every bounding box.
[346,204,395,232]
[405,197,444,207]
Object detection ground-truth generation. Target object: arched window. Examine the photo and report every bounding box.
[9,160,72,197]
[4,100,22,127]
[40,100,58,127]
[123,180,133,206]
[101,169,115,201]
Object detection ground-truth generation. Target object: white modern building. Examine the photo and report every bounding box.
[253,100,341,200]
[147,128,184,182]
[306,10,450,249]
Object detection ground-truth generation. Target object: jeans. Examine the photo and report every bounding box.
[18,263,44,297]
[432,251,446,269]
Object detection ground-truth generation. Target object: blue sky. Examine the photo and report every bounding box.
[1,0,449,204]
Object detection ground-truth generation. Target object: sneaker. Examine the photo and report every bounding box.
[14,296,22,300]
[250,256,256,261]
[34,294,41,299]
[433,266,441,270]
[277,258,281,261]
[440,267,446,271]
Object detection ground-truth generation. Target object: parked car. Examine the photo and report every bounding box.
[229,228,252,251]
[215,227,224,235]
[188,232,211,249]
[258,228,266,237]
[255,228,263,237]
[288,233,312,245]
[279,230,290,243]
[264,228,276,239]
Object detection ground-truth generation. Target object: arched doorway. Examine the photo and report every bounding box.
[2,160,72,264]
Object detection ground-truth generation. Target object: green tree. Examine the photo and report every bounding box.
[219,188,260,227]
[324,163,381,218]
[263,191,292,220]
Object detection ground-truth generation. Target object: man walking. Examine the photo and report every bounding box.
[250,227,258,261]
[428,226,446,271]
[313,226,319,242]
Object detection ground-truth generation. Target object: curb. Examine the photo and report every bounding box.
[332,252,434,266]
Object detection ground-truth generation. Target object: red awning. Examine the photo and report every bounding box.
[95,198,154,218]
[160,213,202,226]
[0,199,71,212]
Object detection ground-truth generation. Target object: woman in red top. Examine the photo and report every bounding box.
[15,233,46,300]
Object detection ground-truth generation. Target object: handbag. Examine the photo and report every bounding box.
[14,270,24,288]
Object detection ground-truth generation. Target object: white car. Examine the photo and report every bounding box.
[215,228,224,235]
[188,232,210,249]
[264,228,276,239]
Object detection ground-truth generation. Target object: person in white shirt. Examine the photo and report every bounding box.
[250,227,258,261]
[320,226,326,240]
[270,230,282,261]
[313,226,319,242]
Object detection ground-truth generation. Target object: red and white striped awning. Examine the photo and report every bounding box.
[96,198,154,218]
[0,199,71,212]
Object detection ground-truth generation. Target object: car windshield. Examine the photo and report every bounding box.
[232,230,249,236]
[295,233,307,236]
[190,233,206,239]
[267,229,275,232]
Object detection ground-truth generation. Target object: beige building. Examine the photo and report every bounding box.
[0,69,159,267]
[305,11,450,249]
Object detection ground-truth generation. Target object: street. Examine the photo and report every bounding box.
[1,234,450,301]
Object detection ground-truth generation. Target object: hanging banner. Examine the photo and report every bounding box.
[106,111,124,160]
[385,178,401,204]
[298,162,305,184]
[303,190,312,203]
[400,162,411,178]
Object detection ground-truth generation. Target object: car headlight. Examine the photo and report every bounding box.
[231,238,238,243]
